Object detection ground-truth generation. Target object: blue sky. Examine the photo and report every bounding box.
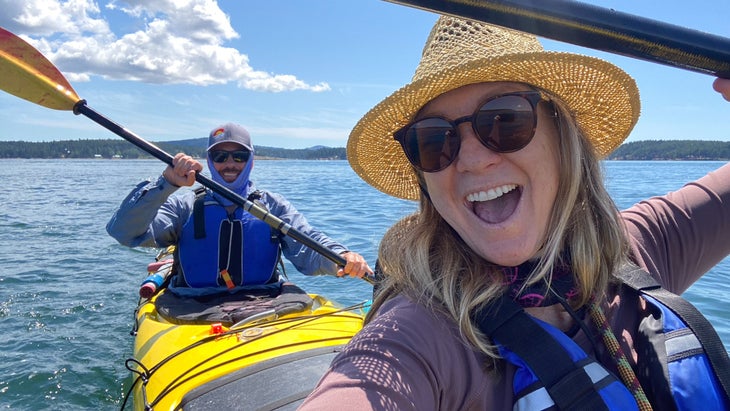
[0,0,728,149]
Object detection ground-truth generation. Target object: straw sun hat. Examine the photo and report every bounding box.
[347,15,641,200]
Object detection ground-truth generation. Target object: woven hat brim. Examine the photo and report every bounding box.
[347,51,640,200]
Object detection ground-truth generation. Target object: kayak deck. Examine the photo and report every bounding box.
[180,345,344,410]
[130,293,366,410]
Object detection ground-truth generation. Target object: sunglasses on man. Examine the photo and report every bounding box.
[210,150,251,164]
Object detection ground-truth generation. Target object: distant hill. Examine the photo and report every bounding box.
[163,137,206,148]
[1,138,728,160]
[159,138,346,160]
[0,138,347,160]
[607,140,730,160]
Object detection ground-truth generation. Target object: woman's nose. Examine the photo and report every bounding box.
[453,123,501,172]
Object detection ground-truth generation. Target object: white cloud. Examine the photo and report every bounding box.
[0,0,329,92]
[106,0,238,43]
[0,0,109,36]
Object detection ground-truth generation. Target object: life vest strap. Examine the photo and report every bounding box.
[192,186,207,239]
[474,296,610,410]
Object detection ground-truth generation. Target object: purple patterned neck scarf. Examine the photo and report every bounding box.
[501,259,578,307]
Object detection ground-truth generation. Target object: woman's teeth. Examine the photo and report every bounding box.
[466,184,517,202]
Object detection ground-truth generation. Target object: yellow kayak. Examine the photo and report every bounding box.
[124,252,366,410]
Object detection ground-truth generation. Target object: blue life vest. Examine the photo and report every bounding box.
[473,263,730,410]
[498,317,638,411]
[619,264,730,411]
[173,189,280,288]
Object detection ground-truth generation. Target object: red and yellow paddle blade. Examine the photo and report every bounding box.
[0,27,81,110]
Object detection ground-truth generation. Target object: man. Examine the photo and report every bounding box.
[107,122,371,296]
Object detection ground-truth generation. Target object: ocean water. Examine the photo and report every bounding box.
[0,158,728,410]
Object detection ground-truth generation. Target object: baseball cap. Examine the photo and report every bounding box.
[207,123,253,151]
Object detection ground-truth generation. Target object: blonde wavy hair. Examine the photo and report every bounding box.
[369,94,630,360]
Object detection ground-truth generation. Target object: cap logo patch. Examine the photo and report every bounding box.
[212,128,226,140]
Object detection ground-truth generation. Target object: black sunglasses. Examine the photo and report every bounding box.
[393,91,548,173]
[210,150,251,164]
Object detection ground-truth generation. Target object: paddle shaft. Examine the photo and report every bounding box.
[72,100,348,268]
[387,0,730,78]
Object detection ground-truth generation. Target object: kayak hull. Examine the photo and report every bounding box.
[131,292,364,410]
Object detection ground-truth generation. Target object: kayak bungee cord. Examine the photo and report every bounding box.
[137,302,367,377]
[121,359,151,411]
[152,336,356,409]
[120,301,368,410]
[146,304,367,406]
[125,312,366,409]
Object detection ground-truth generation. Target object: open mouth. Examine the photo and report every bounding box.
[467,184,521,224]
[221,169,240,180]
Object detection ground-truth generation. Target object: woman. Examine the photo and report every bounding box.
[300,16,730,411]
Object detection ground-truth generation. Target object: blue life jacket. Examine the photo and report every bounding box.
[473,263,730,410]
[618,264,730,411]
[173,188,281,288]
[498,316,638,411]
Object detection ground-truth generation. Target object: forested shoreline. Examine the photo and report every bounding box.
[0,137,346,160]
[608,140,730,160]
[1,138,729,160]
